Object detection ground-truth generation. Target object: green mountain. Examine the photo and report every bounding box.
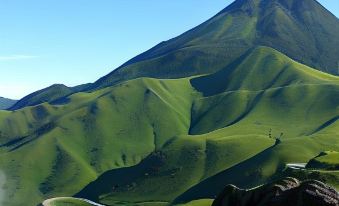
[0,0,338,206]
[10,0,339,110]
[0,47,338,206]
[93,0,339,89]
[0,97,17,110]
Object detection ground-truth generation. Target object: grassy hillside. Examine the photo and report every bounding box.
[306,151,339,170]
[94,0,339,89]
[0,47,338,206]
[0,77,196,206]
[0,47,339,205]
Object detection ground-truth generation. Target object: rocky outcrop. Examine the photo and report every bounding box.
[213,177,338,206]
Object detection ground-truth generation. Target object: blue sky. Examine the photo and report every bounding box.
[0,0,338,99]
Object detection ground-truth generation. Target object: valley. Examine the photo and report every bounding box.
[0,47,338,206]
[0,0,338,205]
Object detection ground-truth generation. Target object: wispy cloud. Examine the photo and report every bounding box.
[0,55,38,61]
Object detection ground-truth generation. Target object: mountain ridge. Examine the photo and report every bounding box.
[0,97,17,110]
[9,83,91,110]
[0,46,338,206]
[0,1,338,205]
[9,0,339,110]
[96,0,339,83]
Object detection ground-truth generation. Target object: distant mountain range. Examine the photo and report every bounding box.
[9,83,90,110]
[0,0,338,206]
[0,97,17,110]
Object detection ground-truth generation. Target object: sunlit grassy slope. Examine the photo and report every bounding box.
[93,0,339,89]
[0,78,196,206]
[0,47,338,206]
[306,151,339,170]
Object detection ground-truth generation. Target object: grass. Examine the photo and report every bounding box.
[306,151,339,170]
[0,47,337,206]
[0,1,337,206]
[93,0,339,92]
[174,199,213,206]
[0,77,197,206]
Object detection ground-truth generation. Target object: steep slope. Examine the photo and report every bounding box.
[191,46,338,97]
[0,78,196,206]
[0,1,337,205]
[11,0,339,110]
[0,97,17,110]
[94,0,339,89]
[3,48,334,206]
[171,48,339,203]
[190,46,338,134]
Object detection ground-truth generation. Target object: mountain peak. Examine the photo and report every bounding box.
[220,0,260,15]
[10,0,339,110]
[224,0,320,14]
[93,0,338,90]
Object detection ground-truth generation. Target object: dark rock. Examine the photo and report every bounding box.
[213,177,339,206]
